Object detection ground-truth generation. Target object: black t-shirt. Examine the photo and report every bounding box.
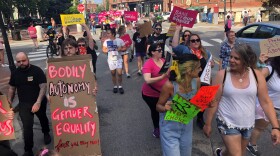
[9,65,47,104]
[57,35,76,45]
[86,46,97,59]
[148,33,168,57]
[46,29,56,40]
[133,32,147,53]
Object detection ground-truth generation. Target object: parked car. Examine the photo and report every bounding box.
[162,12,171,22]
[235,22,280,56]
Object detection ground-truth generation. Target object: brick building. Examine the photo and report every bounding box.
[103,0,265,17]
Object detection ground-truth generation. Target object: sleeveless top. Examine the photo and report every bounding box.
[217,68,257,129]
[168,79,198,102]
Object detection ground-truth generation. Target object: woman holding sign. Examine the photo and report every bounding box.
[156,53,201,156]
[203,44,280,156]
[142,43,169,138]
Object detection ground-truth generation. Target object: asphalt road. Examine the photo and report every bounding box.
[2,24,280,156]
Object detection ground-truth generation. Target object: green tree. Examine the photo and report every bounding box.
[95,4,105,13]
[262,0,280,12]
[64,0,79,14]
[0,0,15,21]
[106,0,109,11]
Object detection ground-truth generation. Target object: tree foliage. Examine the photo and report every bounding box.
[262,0,280,11]
[106,0,109,11]
[95,4,105,13]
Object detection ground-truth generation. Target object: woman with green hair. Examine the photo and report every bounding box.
[156,53,202,156]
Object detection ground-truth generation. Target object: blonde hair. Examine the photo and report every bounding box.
[176,60,200,84]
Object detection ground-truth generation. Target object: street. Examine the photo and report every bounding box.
[1,23,280,156]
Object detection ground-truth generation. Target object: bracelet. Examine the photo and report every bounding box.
[272,127,280,131]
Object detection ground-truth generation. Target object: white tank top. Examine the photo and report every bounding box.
[217,68,257,129]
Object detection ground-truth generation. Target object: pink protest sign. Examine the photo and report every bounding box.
[169,6,198,28]
[120,34,132,47]
[124,11,138,21]
[190,85,219,111]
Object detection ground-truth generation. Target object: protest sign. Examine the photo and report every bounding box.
[60,14,85,26]
[260,37,280,57]
[169,6,198,28]
[159,52,172,74]
[200,55,212,85]
[0,95,15,141]
[47,55,101,156]
[190,85,219,111]
[164,94,200,124]
[120,34,133,47]
[166,22,177,37]
[139,21,153,37]
[124,11,138,21]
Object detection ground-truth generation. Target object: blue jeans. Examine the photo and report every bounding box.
[159,113,193,156]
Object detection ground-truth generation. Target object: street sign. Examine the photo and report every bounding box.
[77,4,85,12]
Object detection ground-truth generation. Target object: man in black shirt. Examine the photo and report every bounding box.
[147,23,169,58]
[133,27,147,75]
[8,52,51,156]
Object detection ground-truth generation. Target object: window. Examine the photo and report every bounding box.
[255,25,275,39]
[239,26,258,38]
[276,29,280,35]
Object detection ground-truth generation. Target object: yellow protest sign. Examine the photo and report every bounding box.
[60,14,85,26]
[260,37,280,57]
[166,22,177,37]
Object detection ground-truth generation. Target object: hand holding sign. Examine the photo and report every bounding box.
[120,34,132,47]
[190,85,219,111]
[0,95,15,140]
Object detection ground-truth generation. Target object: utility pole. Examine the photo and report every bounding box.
[0,11,16,72]
[224,0,226,23]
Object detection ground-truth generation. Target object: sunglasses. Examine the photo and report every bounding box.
[190,39,201,43]
[155,28,162,31]
[184,34,190,37]
[155,49,162,52]
[78,44,86,47]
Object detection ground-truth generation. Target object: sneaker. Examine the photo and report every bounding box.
[126,73,131,78]
[137,71,142,76]
[215,148,222,156]
[119,87,124,94]
[152,128,160,138]
[246,144,261,156]
[1,64,9,67]
[113,87,118,93]
[44,133,51,145]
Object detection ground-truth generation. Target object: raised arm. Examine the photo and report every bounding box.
[81,23,94,50]
[172,25,182,47]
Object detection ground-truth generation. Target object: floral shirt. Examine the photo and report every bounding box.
[219,41,234,69]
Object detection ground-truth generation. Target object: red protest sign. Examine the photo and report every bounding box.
[169,6,198,28]
[190,85,219,111]
[124,11,138,21]
[0,95,15,141]
[77,4,85,12]
[120,34,132,47]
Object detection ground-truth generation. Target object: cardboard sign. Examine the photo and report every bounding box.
[164,94,200,124]
[190,85,219,111]
[47,55,101,156]
[124,11,138,21]
[169,6,198,28]
[200,55,212,85]
[120,34,132,47]
[0,95,15,141]
[260,37,280,57]
[139,21,153,38]
[60,14,85,26]
[166,22,177,37]
[159,52,172,74]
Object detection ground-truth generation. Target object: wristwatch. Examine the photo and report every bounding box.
[272,127,280,131]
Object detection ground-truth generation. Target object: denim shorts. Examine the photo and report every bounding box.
[216,118,253,140]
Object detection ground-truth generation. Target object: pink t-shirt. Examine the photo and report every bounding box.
[28,26,37,38]
[142,58,168,97]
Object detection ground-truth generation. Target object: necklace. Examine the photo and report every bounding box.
[236,71,247,83]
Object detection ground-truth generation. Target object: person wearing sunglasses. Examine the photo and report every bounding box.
[103,28,127,94]
[77,24,98,75]
[172,25,192,47]
[8,52,51,156]
[142,43,169,138]
[156,54,201,156]
[147,23,169,58]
